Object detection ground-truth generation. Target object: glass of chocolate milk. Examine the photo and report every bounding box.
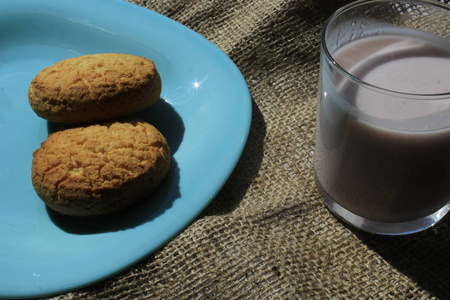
[315,0,450,235]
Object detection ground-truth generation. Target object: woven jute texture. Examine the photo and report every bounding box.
[48,0,450,299]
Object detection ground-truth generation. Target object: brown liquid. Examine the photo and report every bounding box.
[315,34,450,222]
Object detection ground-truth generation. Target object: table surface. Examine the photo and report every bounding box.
[39,0,450,299]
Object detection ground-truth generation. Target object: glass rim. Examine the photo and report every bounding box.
[321,0,450,98]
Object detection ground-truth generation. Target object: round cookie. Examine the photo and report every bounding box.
[31,119,170,217]
[28,53,162,123]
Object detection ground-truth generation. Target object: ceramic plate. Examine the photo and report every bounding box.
[0,0,251,298]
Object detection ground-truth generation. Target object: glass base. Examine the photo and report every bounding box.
[317,181,450,235]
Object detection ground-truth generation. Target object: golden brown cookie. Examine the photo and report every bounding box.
[28,53,162,123]
[31,119,170,217]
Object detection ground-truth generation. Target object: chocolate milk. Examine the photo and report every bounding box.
[315,34,450,222]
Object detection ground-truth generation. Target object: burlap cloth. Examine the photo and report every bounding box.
[47,0,450,299]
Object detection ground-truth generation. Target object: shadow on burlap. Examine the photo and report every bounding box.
[48,0,450,299]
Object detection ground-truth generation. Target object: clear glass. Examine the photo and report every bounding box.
[315,0,450,235]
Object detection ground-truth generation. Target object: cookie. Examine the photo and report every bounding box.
[28,53,162,123]
[31,119,170,217]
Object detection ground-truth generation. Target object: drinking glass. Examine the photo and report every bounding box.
[315,0,450,235]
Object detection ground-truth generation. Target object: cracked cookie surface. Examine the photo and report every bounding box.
[31,119,170,217]
[28,53,161,123]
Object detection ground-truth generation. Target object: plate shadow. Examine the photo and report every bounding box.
[200,98,266,216]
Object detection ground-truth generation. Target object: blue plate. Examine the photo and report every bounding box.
[0,0,251,298]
